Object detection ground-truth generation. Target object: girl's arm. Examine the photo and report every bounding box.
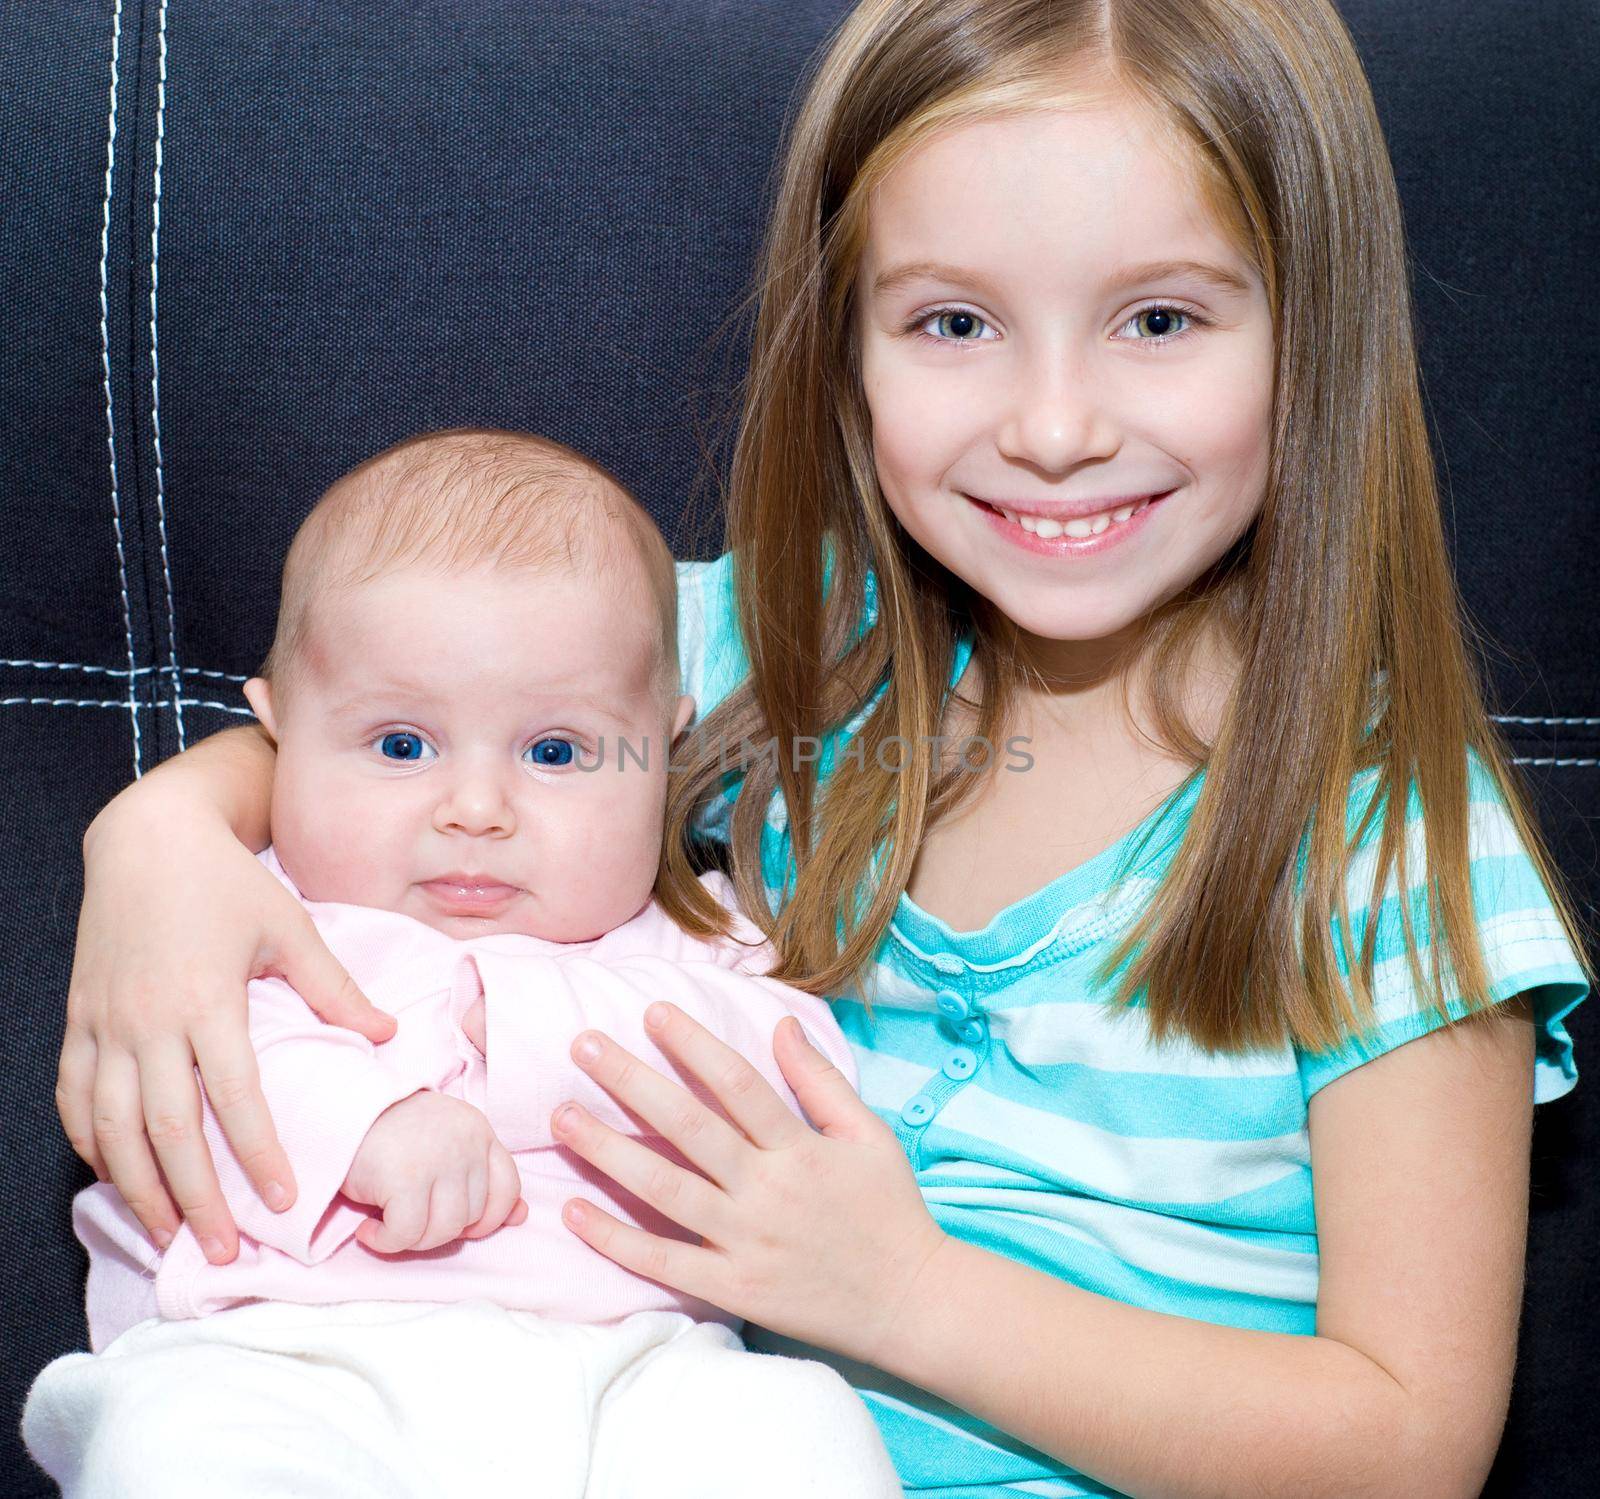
[107,717,279,854]
[58,723,395,1264]
[869,999,1536,1499]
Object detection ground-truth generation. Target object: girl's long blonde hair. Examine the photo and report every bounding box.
[661,0,1594,1054]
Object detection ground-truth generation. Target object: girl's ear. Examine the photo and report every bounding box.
[242,677,279,742]
[670,693,696,741]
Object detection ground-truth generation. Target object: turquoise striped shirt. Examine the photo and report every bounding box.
[674,552,1589,1498]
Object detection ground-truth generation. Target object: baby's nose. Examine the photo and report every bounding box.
[436,771,517,835]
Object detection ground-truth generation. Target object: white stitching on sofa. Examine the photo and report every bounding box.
[148,0,185,751]
[0,698,252,716]
[11,663,1600,712]
[0,659,248,682]
[97,0,141,779]
[1497,717,1600,727]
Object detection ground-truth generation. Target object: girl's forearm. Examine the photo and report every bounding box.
[85,722,278,854]
[876,1235,1427,1499]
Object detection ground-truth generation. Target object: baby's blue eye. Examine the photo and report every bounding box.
[377,731,435,763]
[525,737,576,768]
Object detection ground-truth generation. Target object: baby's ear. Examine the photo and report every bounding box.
[242,677,279,741]
[671,693,696,741]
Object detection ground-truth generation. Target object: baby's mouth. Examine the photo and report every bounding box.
[420,878,521,913]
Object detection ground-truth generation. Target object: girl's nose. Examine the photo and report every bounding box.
[994,352,1119,474]
[433,770,517,837]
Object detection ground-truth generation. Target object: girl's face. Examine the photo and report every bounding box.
[855,99,1274,682]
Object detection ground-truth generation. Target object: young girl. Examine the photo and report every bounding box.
[56,2,1592,1496]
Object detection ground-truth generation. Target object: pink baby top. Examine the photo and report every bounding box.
[72,848,858,1352]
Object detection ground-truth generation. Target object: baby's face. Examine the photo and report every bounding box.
[246,562,692,940]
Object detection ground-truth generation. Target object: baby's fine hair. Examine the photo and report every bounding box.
[259,428,680,702]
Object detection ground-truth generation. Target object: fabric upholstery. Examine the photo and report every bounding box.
[3,3,1594,1492]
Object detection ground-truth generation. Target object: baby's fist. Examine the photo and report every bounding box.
[342,1091,525,1253]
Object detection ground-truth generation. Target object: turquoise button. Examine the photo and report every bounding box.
[935,989,970,1020]
[900,1093,937,1127]
[958,1016,987,1044]
[942,1047,978,1080]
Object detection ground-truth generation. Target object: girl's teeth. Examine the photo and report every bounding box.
[996,499,1148,539]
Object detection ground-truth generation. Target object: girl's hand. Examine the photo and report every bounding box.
[342,1092,527,1253]
[550,1003,951,1369]
[57,788,396,1261]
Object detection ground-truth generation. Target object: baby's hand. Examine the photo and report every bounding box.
[341,1092,526,1253]
[461,996,487,1056]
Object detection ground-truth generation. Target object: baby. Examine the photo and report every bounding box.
[23,430,903,1499]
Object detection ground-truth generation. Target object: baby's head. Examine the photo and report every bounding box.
[244,429,694,941]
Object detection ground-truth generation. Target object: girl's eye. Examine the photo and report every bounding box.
[525,736,577,768]
[905,300,1212,349]
[374,730,436,763]
[1119,301,1211,349]
[908,307,997,345]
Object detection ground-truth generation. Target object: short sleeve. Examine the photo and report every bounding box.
[1296,748,1590,1106]
[676,553,754,848]
[673,544,887,859]
[676,553,752,726]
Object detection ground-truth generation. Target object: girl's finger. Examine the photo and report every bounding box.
[56,1021,109,1180]
[567,1032,749,1186]
[552,1103,726,1239]
[561,1196,719,1307]
[772,1015,877,1140]
[91,1046,181,1248]
[640,1003,811,1149]
[190,1015,297,1213]
[271,919,396,1045]
[137,1035,239,1263]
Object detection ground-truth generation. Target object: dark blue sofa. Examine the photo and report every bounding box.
[3,3,1595,1493]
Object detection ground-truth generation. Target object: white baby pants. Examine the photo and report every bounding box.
[22,1298,904,1498]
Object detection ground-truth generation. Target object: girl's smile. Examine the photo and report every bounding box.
[964,487,1177,558]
